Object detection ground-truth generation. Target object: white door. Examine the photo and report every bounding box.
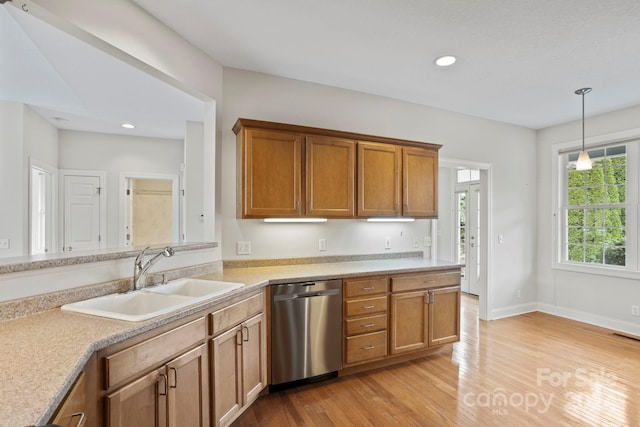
[63,174,102,252]
[30,165,54,255]
[467,183,481,295]
[455,182,482,296]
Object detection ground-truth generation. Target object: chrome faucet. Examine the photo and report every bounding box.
[132,246,174,291]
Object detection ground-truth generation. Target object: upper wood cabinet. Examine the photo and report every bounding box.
[306,135,355,217]
[357,142,401,216]
[233,118,441,219]
[236,127,303,218]
[402,147,438,217]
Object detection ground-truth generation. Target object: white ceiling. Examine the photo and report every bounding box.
[132,0,640,130]
[0,4,204,139]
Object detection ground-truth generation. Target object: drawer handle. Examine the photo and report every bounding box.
[362,323,376,328]
[361,286,376,290]
[70,412,86,427]
[362,305,375,309]
[362,345,375,350]
[423,279,435,284]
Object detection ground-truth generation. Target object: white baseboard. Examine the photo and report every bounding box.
[490,302,538,320]
[537,303,640,337]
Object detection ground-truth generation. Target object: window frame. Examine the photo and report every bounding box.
[552,129,640,279]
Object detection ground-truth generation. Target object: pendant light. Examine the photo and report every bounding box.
[575,87,593,171]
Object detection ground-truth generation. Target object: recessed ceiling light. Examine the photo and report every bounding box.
[121,123,135,129]
[434,55,456,67]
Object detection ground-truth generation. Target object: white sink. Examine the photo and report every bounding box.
[146,278,244,298]
[61,279,244,321]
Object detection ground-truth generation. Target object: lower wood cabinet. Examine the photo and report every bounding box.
[389,281,461,355]
[210,298,267,427]
[105,343,208,427]
[50,371,88,427]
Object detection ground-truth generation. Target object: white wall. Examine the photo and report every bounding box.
[58,130,183,248]
[437,167,456,263]
[185,121,205,242]
[221,68,538,317]
[536,104,640,335]
[0,102,25,258]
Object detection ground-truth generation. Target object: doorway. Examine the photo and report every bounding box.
[438,161,491,320]
[29,159,56,255]
[120,173,180,247]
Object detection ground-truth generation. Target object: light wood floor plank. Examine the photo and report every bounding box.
[233,295,640,426]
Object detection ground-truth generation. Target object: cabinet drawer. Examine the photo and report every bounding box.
[345,314,387,336]
[344,276,388,298]
[391,271,460,293]
[345,331,387,364]
[345,295,387,317]
[105,317,205,389]
[210,292,263,336]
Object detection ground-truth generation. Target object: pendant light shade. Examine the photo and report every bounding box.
[575,87,592,171]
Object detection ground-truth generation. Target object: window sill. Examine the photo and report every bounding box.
[553,261,640,280]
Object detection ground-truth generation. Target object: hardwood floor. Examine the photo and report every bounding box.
[233,294,640,426]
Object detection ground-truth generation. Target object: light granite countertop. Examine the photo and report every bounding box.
[0,257,460,427]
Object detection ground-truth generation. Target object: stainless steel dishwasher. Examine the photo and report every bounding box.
[271,279,342,389]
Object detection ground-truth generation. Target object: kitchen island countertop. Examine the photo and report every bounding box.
[0,257,461,427]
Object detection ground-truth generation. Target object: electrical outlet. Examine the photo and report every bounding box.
[384,236,392,249]
[412,238,419,248]
[319,238,327,251]
[0,238,9,249]
[424,236,432,247]
[236,241,252,255]
[516,289,521,300]
[632,305,640,317]
[498,234,504,244]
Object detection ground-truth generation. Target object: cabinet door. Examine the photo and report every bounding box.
[106,368,166,427]
[212,326,243,427]
[240,128,302,217]
[241,313,267,405]
[306,136,355,217]
[428,286,461,346]
[403,147,438,217]
[51,372,87,427]
[357,142,401,216]
[166,344,209,427]
[389,291,428,354]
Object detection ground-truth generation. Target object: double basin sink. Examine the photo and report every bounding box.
[62,279,244,321]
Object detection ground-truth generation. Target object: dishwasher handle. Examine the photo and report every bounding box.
[273,288,341,301]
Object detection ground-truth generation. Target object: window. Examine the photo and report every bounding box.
[556,140,640,277]
[560,144,631,269]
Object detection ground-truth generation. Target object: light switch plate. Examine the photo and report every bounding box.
[236,241,251,255]
[384,237,391,249]
[318,239,327,251]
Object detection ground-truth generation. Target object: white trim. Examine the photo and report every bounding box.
[59,169,107,252]
[538,303,640,337]
[119,172,181,247]
[491,303,538,320]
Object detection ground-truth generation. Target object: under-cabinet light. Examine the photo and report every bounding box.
[121,123,135,129]
[366,218,415,223]
[263,218,328,223]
